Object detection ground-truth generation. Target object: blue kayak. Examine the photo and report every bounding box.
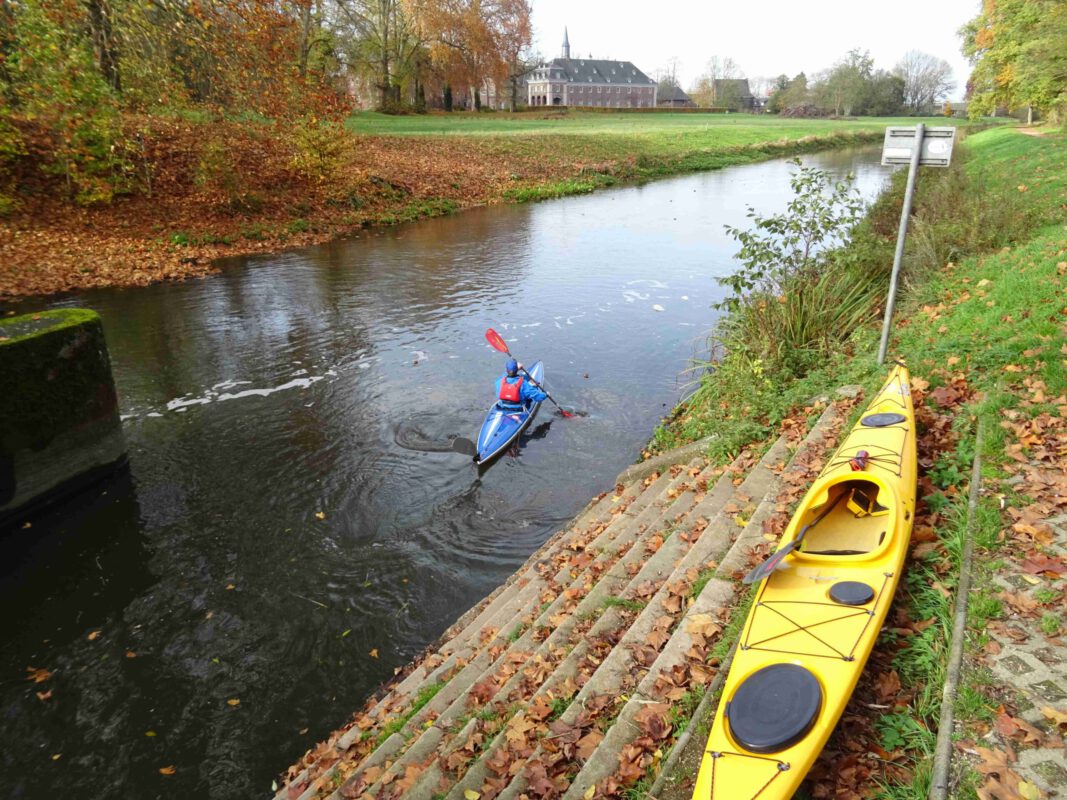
[475,361,545,466]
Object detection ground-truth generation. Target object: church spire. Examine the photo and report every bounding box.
[562,27,570,59]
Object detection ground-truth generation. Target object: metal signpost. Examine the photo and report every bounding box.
[876,124,957,364]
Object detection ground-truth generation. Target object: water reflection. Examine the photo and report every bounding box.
[0,148,895,799]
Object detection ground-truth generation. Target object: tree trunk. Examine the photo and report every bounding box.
[474,88,481,111]
[86,0,121,93]
[297,1,313,78]
[444,84,453,112]
[378,0,391,109]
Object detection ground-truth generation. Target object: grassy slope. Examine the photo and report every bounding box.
[653,125,1062,456]
[662,125,1066,798]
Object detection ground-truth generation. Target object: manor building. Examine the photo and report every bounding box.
[528,29,657,108]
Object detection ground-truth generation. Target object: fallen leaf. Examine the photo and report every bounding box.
[36,689,53,701]
[26,667,51,683]
[87,630,102,641]
[227,698,240,707]
[369,648,379,658]
[995,712,1045,746]
[159,766,176,775]
[1021,554,1067,576]
[464,791,480,800]
[315,511,326,520]
[1040,706,1067,731]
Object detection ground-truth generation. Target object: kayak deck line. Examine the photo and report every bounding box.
[740,569,894,662]
[272,389,862,800]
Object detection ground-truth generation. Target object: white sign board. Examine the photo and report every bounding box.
[881,126,956,167]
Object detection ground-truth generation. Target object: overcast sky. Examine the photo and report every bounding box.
[530,0,978,101]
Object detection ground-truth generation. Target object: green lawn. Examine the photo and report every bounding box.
[347,112,997,190]
[347,110,971,143]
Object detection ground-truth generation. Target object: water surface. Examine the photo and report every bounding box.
[0,149,894,799]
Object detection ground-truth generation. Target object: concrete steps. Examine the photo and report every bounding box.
[274,401,851,800]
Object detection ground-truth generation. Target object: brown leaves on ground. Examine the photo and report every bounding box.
[0,114,610,300]
[994,711,1048,748]
[963,743,1046,800]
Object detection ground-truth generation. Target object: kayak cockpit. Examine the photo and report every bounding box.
[795,477,895,558]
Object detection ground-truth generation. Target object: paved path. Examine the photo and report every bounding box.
[970,412,1067,799]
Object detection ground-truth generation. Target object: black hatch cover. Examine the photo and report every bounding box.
[726,663,822,754]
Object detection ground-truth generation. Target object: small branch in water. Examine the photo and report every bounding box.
[291,592,327,609]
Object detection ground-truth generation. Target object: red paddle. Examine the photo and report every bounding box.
[485,328,575,418]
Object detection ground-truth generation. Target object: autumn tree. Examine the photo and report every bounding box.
[816,49,874,116]
[2,0,123,203]
[422,0,531,110]
[961,0,1067,121]
[892,50,955,113]
[333,0,424,109]
[0,0,349,207]
[689,56,742,107]
[861,71,906,116]
[654,57,681,89]
[774,73,811,115]
[766,74,790,113]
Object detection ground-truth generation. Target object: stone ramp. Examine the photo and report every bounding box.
[274,400,850,800]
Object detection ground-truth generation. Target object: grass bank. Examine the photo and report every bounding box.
[657,125,1067,797]
[0,112,968,301]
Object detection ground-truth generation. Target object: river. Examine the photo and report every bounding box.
[0,148,895,799]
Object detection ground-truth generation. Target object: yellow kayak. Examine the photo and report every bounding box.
[692,365,917,799]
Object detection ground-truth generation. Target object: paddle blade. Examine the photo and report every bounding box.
[451,437,477,457]
[485,328,509,354]
[742,540,799,585]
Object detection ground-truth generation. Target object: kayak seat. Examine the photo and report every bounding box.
[495,402,526,412]
[726,663,822,754]
[798,480,889,556]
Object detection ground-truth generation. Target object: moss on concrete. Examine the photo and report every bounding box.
[0,308,125,522]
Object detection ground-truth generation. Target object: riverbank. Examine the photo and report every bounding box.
[655,124,1067,797]
[269,125,1066,799]
[0,112,955,301]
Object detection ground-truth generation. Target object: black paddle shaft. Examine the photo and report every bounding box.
[511,364,572,418]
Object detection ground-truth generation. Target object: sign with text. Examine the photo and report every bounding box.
[881,126,956,167]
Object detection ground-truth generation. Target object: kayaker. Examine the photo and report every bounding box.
[496,358,547,411]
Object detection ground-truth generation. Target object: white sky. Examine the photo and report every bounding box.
[530,0,978,101]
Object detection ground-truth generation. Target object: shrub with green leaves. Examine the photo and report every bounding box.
[718,160,866,312]
[0,112,26,215]
[711,161,875,379]
[2,0,128,205]
[288,115,350,182]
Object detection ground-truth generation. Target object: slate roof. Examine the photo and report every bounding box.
[541,58,656,86]
[713,78,754,99]
[657,84,693,103]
